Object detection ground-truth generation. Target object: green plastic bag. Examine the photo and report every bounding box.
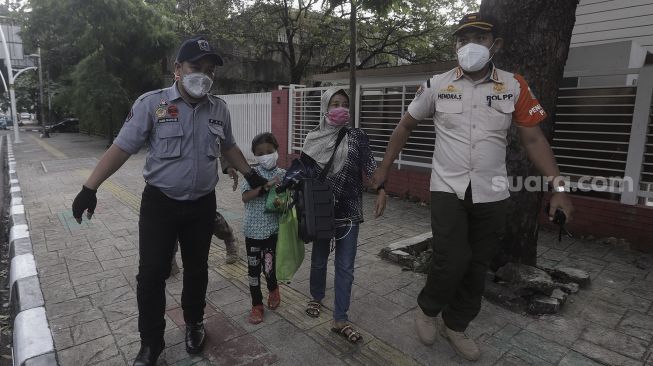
[265,189,289,213]
[276,207,304,282]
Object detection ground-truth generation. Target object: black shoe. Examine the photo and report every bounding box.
[133,342,164,366]
[185,322,206,354]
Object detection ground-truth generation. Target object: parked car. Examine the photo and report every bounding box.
[19,112,31,121]
[0,116,6,130]
[46,118,79,133]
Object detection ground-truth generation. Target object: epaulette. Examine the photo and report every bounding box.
[136,88,166,102]
[209,94,227,105]
[208,94,227,106]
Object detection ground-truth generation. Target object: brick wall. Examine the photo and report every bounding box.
[271,90,291,167]
[384,166,432,202]
[540,193,653,252]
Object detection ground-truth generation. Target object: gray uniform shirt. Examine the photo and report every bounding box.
[114,83,236,201]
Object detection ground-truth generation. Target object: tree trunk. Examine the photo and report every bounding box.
[480,0,579,268]
[349,0,357,119]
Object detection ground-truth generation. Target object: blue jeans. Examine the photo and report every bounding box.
[310,224,360,322]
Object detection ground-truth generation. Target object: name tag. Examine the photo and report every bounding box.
[437,93,462,100]
[157,118,179,123]
[209,119,223,126]
[487,94,514,102]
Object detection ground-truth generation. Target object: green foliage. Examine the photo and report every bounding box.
[332,0,480,70]
[14,70,38,113]
[17,0,480,121]
[22,0,177,136]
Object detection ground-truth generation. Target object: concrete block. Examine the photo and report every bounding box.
[13,308,55,366]
[10,204,24,215]
[9,224,29,242]
[23,352,57,366]
[9,238,33,258]
[11,213,27,227]
[11,276,45,319]
[10,254,37,297]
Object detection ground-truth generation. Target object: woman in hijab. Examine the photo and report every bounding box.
[295,87,386,343]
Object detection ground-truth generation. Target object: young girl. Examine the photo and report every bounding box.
[241,132,286,324]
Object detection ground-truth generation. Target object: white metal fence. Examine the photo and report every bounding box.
[288,83,428,168]
[288,65,653,206]
[554,66,653,205]
[218,92,271,162]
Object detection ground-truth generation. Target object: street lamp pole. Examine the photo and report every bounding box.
[0,22,20,143]
[46,69,52,127]
[36,47,48,137]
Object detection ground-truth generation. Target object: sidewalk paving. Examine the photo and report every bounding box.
[9,131,653,365]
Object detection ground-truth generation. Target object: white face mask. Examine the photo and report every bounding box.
[457,41,495,72]
[255,151,278,170]
[181,72,213,98]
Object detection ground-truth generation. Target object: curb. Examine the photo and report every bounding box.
[3,136,57,366]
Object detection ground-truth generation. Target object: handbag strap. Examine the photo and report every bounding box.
[318,127,348,180]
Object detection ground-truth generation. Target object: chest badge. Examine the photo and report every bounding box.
[155,99,170,119]
[437,84,462,100]
[493,83,506,93]
[167,104,179,118]
[155,106,167,119]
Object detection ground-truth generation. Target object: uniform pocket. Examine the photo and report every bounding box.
[485,101,514,131]
[435,100,463,129]
[154,123,183,158]
[206,123,225,158]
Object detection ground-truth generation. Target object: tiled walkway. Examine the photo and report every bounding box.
[8,130,653,365]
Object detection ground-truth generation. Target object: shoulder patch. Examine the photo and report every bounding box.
[415,85,424,97]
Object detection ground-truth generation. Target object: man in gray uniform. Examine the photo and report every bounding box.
[71,36,267,366]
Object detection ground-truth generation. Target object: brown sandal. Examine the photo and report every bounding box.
[305,300,321,318]
[331,324,362,344]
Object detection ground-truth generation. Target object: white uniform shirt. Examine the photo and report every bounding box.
[407,65,547,203]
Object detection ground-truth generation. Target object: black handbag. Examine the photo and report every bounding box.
[295,128,347,243]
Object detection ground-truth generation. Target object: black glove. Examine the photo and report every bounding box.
[244,169,268,189]
[72,185,97,223]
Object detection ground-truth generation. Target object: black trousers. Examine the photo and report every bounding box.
[245,236,278,306]
[137,184,216,347]
[417,186,507,332]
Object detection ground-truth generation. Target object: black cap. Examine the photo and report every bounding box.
[176,36,223,66]
[453,12,496,36]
